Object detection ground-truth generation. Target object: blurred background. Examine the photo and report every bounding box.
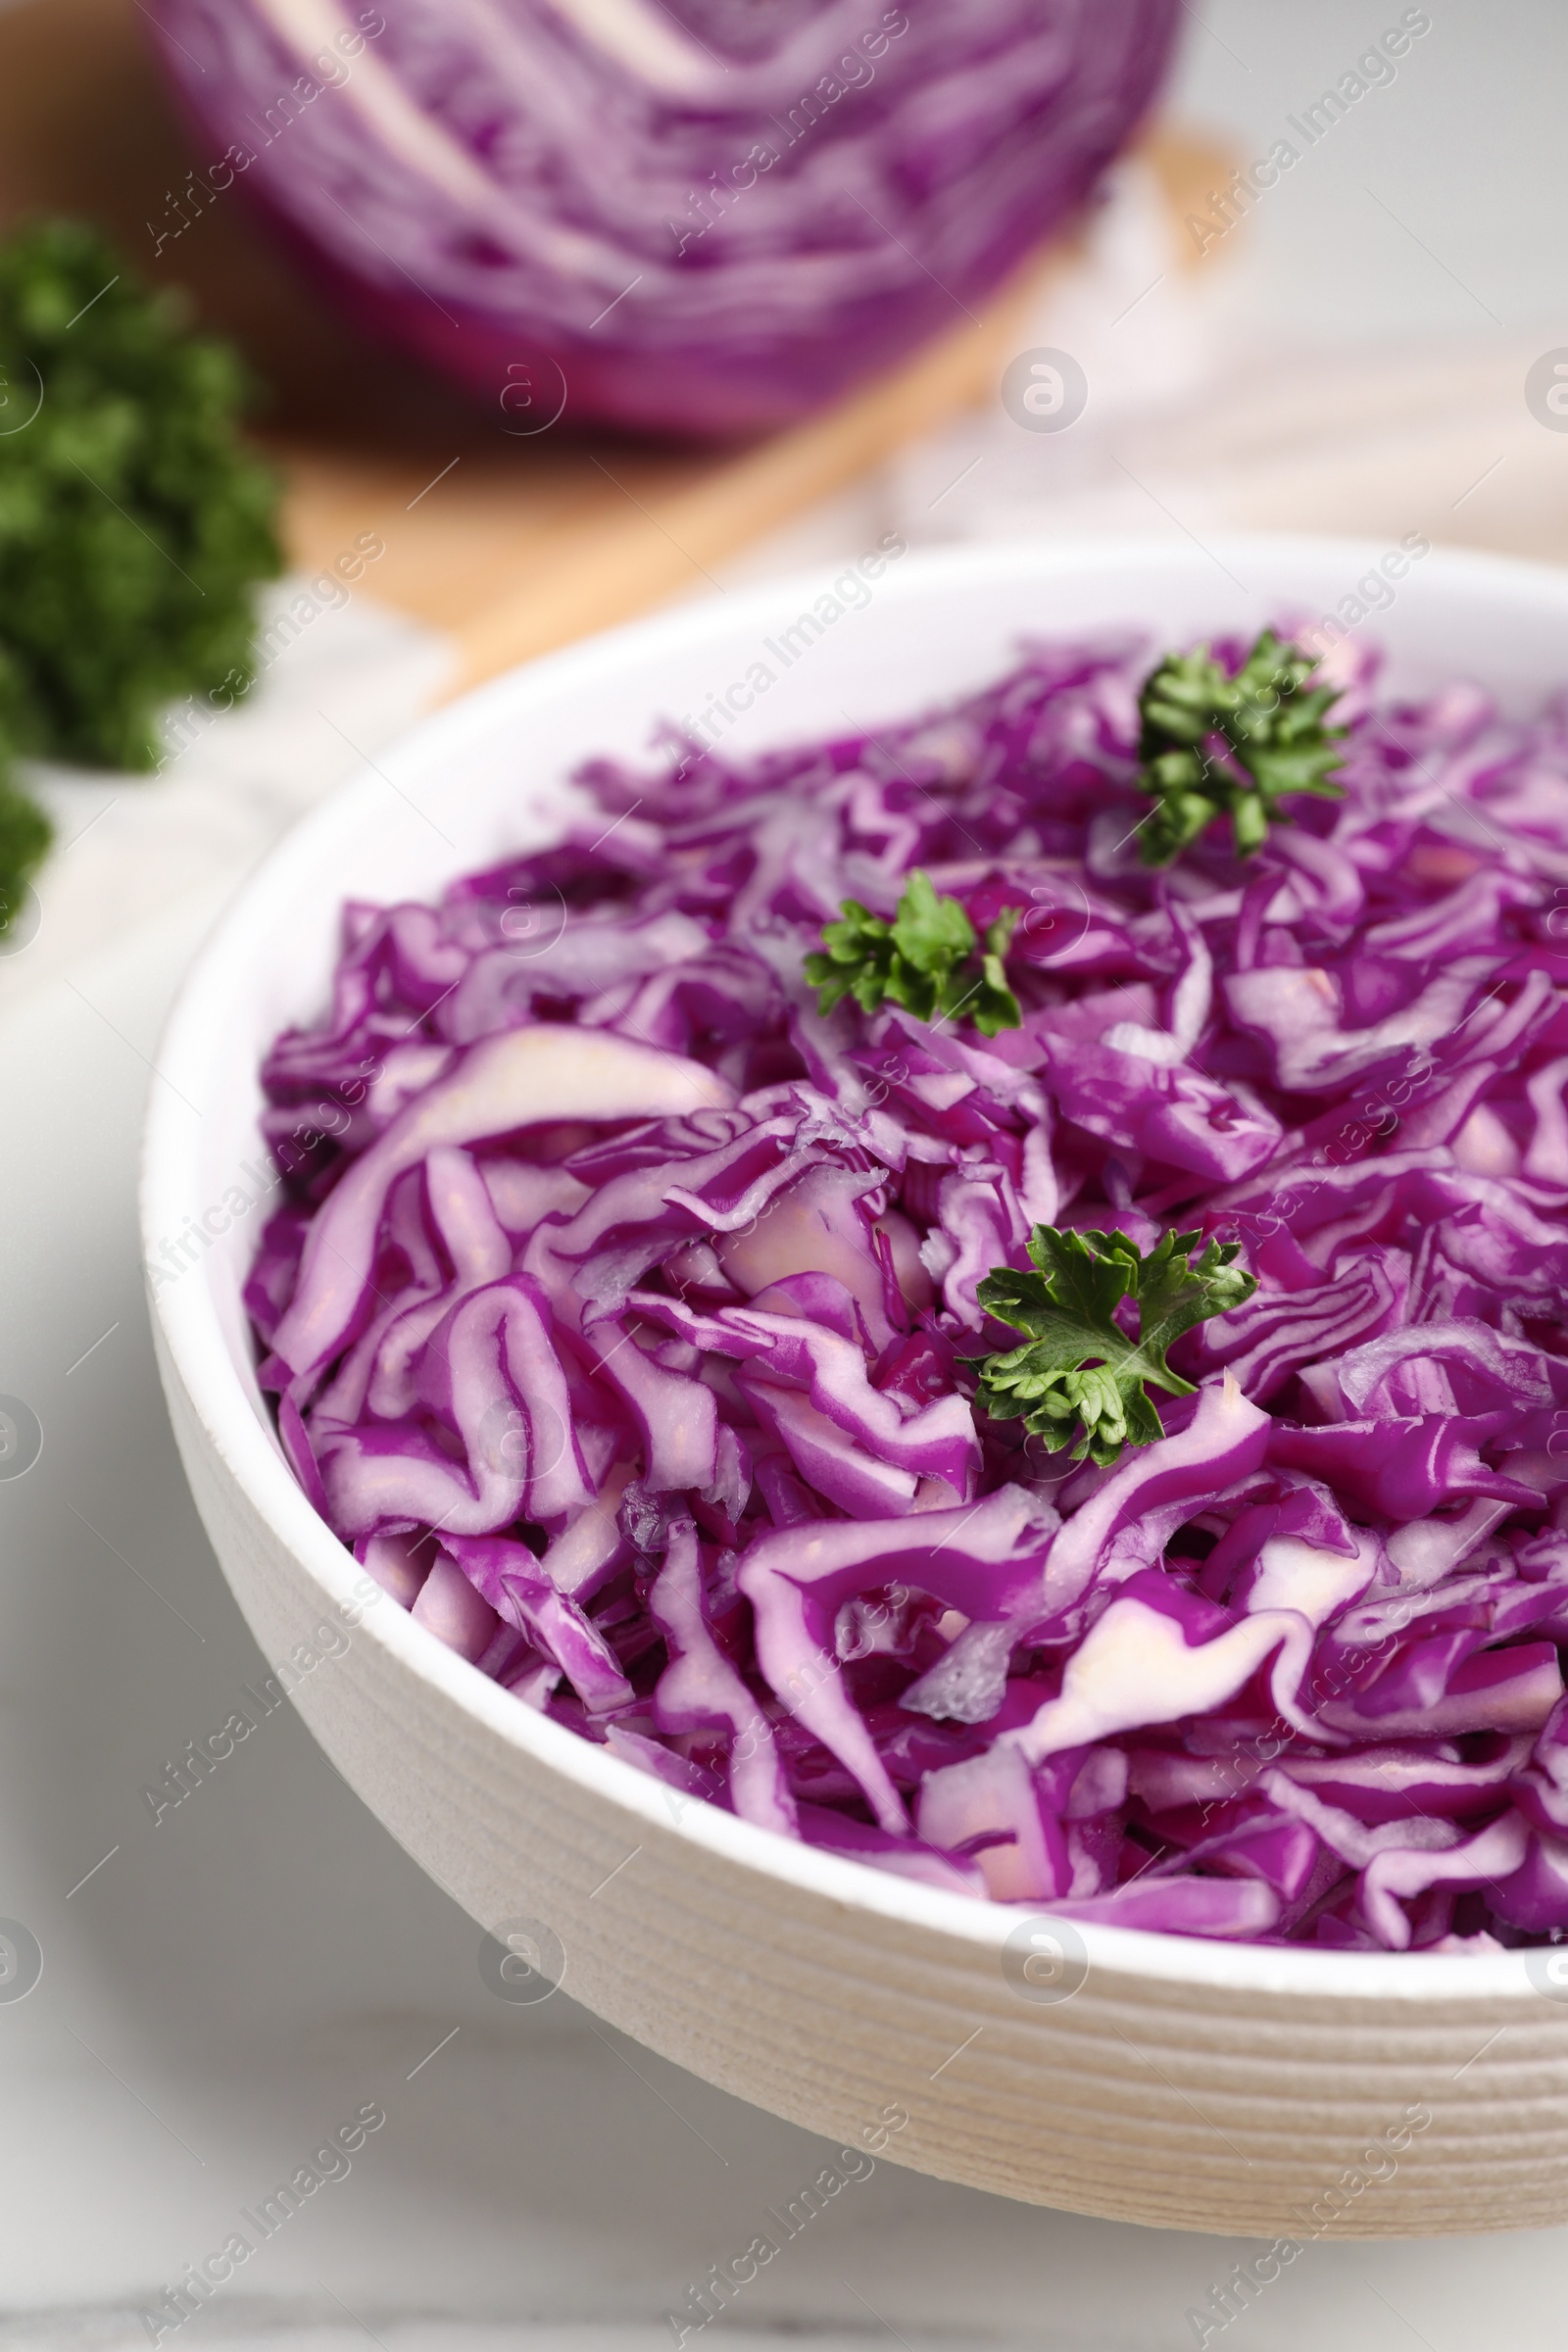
[0,0,1565,996]
[1,3,1567,2347]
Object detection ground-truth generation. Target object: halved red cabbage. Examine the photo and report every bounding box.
[252,624,1568,1952]
[148,0,1177,435]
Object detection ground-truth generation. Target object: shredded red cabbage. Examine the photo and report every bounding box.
[149,0,1176,436]
[252,627,1568,1952]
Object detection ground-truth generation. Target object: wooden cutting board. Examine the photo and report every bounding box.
[0,0,1224,696]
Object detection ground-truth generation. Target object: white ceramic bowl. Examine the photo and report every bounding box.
[144,536,1568,2237]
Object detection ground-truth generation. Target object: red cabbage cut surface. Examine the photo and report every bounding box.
[254,625,1568,1951]
[149,0,1177,435]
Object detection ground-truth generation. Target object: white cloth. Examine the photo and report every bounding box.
[891,157,1568,564]
[0,582,449,1008]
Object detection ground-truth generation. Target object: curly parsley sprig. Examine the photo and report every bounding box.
[972,1224,1257,1467]
[1135,628,1348,865]
[806,868,1021,1037]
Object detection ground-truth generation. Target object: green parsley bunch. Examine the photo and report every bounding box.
[0,219,282,927]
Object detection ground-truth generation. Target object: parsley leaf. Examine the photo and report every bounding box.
[1136,628,1348,865]
[972,1224,1257,1466]
[805,868,1022,1037]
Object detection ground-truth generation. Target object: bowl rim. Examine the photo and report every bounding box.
[142,528,1568,2008]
